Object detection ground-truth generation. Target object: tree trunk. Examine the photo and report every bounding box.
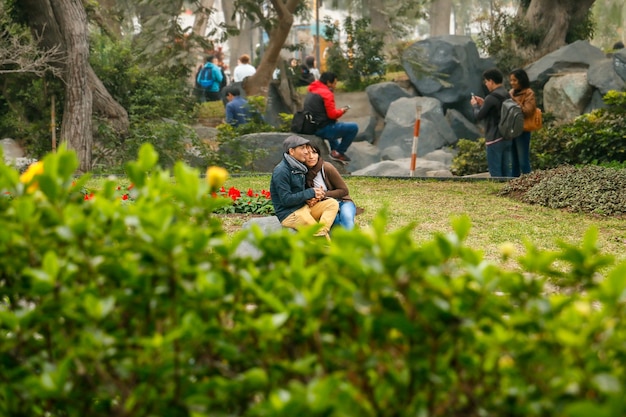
[369,0,387,33]
[51,0,93,172]
[524,0,596,54]
[243,0,300,98]
[429,0,453,36]
[190,0,216,86]
[21,0,129,136]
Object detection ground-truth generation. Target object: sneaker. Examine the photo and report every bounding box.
[330,150,351,162]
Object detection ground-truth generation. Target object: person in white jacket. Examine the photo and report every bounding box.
[232,54,256,82]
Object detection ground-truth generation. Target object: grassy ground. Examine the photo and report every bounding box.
[220,175,626,265]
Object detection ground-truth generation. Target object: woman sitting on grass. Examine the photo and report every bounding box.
[304,144,357,230]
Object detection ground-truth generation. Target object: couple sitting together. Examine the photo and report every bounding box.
[270,135,357,240]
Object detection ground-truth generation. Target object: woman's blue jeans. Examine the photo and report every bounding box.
[486,139,512,178]
[511,131,532,177]
[332,201,356,230]
[315,122,358,154]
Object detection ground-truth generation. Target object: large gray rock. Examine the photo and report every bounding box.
[525,40,606,88]
[586,89,608,113]
[344,141,381,173]
[1,138,24,161]
[445,109,482,141]
[378,96,457,157]
[365,82,415,118]
[335,91,378,143]
[402,35,493,120]
[543,72,593,122]
[352,158,449,177]
[587,58,626,95]
[614,49,626,82]
[225,132,347,174]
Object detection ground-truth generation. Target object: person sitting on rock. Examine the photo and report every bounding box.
[303,72,358,163]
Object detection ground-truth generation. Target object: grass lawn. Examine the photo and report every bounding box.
[220,175,626,265]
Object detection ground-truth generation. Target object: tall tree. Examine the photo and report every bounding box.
[429,0,453,36]
[235,0,304,98]
[19,0,130,171]
[521,0,596,55]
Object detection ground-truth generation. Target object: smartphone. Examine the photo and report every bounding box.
[344,105,351,109]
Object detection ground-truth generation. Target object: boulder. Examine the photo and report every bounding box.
[525,40,606,88]
[445,109,482,141]
[614,49,626,82]
[224,132,347,174]
[543,72,593,122]
[402,35,493,120]
[1,138,24,162]
[352,158,449,177]
[334,91,378,143]
[344,141,382,173]
[365,82,415,118]
[587,58,626,95]
[378,96,457,157]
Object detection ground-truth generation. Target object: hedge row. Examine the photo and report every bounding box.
[1,145,626,417]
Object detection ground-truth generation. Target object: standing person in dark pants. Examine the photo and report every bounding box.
[509,68,537,177]
[197,55,223,103]
[471,68,512,178]
[303,72,358,163]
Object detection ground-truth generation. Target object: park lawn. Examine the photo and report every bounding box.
[221,175,626,265]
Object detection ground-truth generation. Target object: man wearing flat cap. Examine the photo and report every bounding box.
[270,135,339,239]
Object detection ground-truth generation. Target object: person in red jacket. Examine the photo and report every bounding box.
[303,72,358,163]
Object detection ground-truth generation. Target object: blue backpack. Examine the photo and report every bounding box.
[197,65,214,89]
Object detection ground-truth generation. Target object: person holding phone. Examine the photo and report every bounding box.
[303,72,358,163]
[470,68,512,178]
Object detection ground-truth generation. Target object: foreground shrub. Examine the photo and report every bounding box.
[2,146,626,416]
[500,165,626,216]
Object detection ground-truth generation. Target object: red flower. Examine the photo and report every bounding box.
[84,193,94,201]
[122,194,129,200]
[247,188,254,197]
[228,187,241,200]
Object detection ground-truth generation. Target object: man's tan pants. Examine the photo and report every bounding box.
[281,199,339,237]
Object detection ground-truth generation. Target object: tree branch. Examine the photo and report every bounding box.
[0,26,65,78]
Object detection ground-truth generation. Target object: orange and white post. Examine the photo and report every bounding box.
[410,105,422,177]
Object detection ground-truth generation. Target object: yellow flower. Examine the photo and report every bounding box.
[499,242,516,259]
[206,166,228,192]
[19,161,44,193]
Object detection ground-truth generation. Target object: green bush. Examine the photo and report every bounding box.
[450,138,488,176]
[532,91,626,170]
[500,165,626,216]
[322,16,386,91]
[3,146,626,416]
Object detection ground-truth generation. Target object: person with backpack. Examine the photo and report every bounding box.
[197,55,223,103]
[509,68,537,177]
[303,72,357,163]
[471,68,513,178]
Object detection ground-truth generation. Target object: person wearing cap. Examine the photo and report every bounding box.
[270,136,339,239]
